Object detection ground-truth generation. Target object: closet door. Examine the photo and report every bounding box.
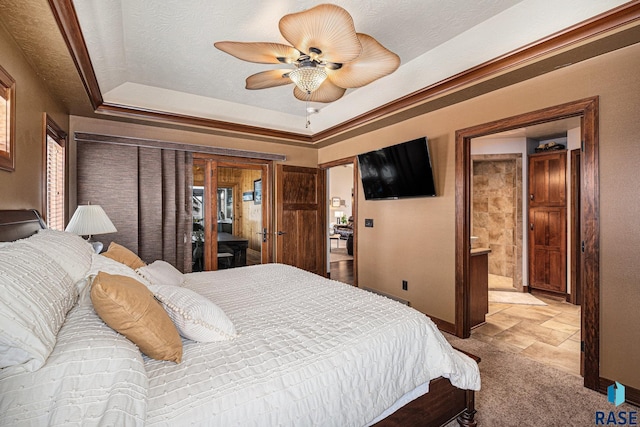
[528,150,567,294]
[529,207,567,293]
[529,151,566,207]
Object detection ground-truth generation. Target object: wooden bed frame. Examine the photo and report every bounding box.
[0,209,478,427]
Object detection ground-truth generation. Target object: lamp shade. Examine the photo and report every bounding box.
[65,205,117,236]
[334,210,344,219]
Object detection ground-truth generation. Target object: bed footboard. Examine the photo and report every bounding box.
[373,347,479,427]
[373,376,476,427]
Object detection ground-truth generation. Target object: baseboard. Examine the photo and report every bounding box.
[429,316,456,335]
[360,287,409,306]
[599,377,640,407]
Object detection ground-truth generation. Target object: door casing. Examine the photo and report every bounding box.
[455,96,599,391]
[319,156,359,285]
[194,153,273,270]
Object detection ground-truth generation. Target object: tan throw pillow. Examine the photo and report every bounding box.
[101,242,146,269]
[90,271,182,363]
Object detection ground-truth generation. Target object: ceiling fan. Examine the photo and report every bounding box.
[214,4,401,104]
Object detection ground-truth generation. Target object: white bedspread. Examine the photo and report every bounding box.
[144,264,480,426]
[0,263,479,426]
[0,292,148,426]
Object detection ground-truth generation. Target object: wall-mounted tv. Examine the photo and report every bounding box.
[357,137,436,200]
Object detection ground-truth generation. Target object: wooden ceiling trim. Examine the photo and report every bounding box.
[48,0,102,110]
[96,103,313,143]
[49,0,640,145]
[310,1,640,142]
[74,132,287,161]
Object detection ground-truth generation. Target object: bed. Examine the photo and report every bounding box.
[0,209,479,426]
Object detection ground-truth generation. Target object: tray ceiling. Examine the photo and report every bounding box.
[68,0,628,139]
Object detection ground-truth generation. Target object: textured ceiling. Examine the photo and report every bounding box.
[69,0,629,135]
[0,0,633,140]
[0,0,93,116]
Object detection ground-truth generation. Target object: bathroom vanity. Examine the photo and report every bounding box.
[470,247,491,328]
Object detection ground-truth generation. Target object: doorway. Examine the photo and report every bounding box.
[455,97,600,391]
[193,155,272,271]
[320,157,359,286]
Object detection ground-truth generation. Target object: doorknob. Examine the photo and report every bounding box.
[255,228,268,242]
[276,231,287,236]
[530,223,534,230]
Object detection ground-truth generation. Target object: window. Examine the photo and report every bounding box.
[0,65,15,171]
[44,115,67,230]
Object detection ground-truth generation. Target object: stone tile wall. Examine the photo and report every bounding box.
[472,154,523,287]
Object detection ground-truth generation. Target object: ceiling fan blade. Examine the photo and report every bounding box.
[214,41,300,64]
[293,79,346,103]
[279,4,361,64]
[328,34,400,88]
[245,70,293,90]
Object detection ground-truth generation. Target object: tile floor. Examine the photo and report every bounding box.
[472,274,582,376]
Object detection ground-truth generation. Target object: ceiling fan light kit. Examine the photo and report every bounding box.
[288,65,327,94]
[214,3,400,127]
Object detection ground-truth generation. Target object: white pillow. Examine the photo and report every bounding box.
[148,285,237,342]
[85,253,152,289]
[0,242,77,373]
[22,229,94,283]
[136,260,185,287]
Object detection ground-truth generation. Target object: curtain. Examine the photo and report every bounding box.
[77,141,193,272]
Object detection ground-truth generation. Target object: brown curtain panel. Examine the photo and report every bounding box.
[77,141,193,272]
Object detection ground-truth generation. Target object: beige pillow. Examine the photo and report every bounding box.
[90,271,182,363]
[101,242,146,269]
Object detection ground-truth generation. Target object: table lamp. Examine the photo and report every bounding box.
[65,204,117,253]
[334,210,344,224]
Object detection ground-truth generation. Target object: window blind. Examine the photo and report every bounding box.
[46,134,65,230]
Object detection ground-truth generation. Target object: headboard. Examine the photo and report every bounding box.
[0,210,47,242]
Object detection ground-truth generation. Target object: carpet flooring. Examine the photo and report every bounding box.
[443,333,637,426]
[488,290,547,306]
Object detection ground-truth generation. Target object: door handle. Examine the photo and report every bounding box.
[530,223,534,231]
[276,231,287,236]
[530,194,534,201]
[255,228,268,242]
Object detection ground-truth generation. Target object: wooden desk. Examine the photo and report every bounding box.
[218,232,248,267]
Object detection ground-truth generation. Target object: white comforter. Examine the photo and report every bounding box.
[146,264,480,426]
[0,264,480,426]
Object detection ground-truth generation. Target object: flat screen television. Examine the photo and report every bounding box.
[357,137,436,200]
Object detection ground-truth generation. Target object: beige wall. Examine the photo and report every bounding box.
[2,7,639,390]
[0,22,68,213]
[319,43,640,389]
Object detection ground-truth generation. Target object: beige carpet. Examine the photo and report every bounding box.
[489,290,547,305]
[444,333,636,426]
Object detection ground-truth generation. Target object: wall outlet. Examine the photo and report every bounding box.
[364,218,374,227]
[402,280,408,291]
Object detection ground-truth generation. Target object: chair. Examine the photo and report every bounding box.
[192,241,204,272]
[218,243,236,269]
[217,252,234,269]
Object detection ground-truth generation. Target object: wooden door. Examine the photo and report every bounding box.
[529,207,567,293]
[276,165,325,275]
[528,150,567,293]
[529,151,566,207]
[194,155,272,271]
